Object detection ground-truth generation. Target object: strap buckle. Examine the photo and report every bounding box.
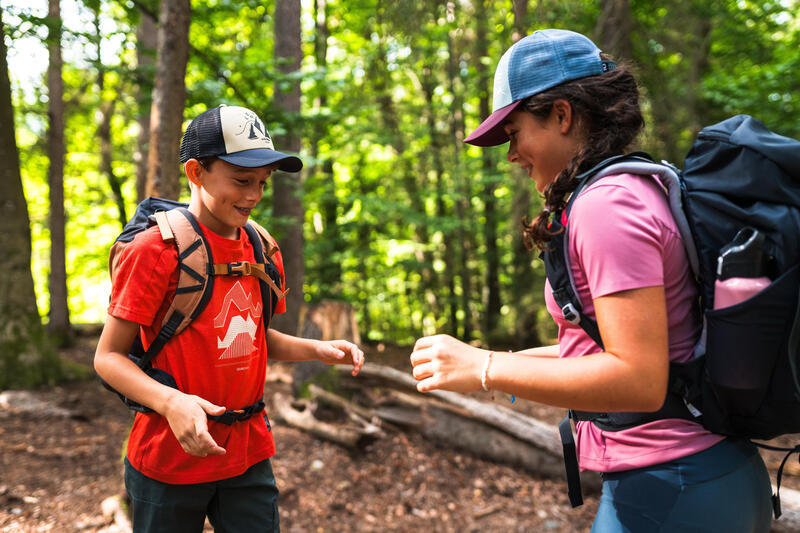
[562,303,581,325]
[209,401,265,426]
[228,261,252,276]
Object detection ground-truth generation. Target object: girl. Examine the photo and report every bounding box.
[409,29,772,532]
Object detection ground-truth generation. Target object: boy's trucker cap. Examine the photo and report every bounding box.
[465,29,616,147]
[180,105,303,172]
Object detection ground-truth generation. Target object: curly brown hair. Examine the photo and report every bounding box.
[521,57,644,251]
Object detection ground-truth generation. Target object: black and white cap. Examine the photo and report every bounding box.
[180,105,303,172]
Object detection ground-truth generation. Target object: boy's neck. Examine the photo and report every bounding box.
[188,198,241,240]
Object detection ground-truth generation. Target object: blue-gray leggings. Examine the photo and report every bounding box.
[591,439,772,532]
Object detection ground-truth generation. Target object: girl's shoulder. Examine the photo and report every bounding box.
[579,172,666,201]
[574,172,671,221]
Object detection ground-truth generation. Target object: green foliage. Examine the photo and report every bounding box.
[6,0,800,349]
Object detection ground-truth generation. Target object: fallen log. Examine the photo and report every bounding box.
[307,384,399,433]
[334,363,600,491]
[335,363,800,521]
[337,363,562,455]
[373,389,569,482]
[271,392,384,448]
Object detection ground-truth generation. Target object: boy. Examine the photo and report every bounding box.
[94,104,364,532]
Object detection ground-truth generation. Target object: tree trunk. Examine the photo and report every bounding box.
[594,0,633,61]
[46,0,71,344]
[145,0,191,200]
[135,10,157,203]
[509,0,541,349]
[271,0,304,335]
[511,0,528,42]
[446,28,474,340]
[0,7,60,387]
[475,0,501,338]
[311,0,341,298]
[94,7,127,228]
[686,16,712,138]
[370,30,439,331]
[421,65,458,335]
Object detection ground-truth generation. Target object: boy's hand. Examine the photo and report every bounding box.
[317,340,365,376]
[163,392,227,457]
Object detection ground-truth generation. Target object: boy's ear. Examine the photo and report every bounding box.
[184,159,203,186]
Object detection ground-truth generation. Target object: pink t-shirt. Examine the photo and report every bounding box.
[544,172,723,473]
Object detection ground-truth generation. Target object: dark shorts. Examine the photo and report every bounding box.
[591,438,772,532]
[124,458,279,533]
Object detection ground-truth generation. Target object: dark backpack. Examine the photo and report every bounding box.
[100,197,287,425]
[544,115,800,515]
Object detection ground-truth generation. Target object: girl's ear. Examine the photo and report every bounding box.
[551,99,574,134]
[184,159,203,187]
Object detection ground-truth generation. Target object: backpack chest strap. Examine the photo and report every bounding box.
[212,262,287,300]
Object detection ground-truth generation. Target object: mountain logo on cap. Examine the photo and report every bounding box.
[221,106,275,153]
[233,110,271,144]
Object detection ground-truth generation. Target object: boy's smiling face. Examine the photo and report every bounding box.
[186,158,279,239]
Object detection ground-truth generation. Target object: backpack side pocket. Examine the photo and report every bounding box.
[704,263,800,418]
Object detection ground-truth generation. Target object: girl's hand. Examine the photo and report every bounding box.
[317,340,365,376]
[162,392,227,457]
[410,334,486,393]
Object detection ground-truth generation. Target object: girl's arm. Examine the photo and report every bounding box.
[410,285,668,413]
[515,345,560,357]
[267,329,365,376]
[94,315,226,456]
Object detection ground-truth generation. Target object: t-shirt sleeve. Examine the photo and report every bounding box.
[269,237,287,316]
[108,229,178,327]
[569,181,666,299]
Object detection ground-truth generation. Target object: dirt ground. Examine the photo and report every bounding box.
[1,334,799,532]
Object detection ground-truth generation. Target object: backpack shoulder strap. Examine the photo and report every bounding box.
[245,219,280,259]
[579,158,699,277]
[121,207,215,370]
[242,221,286,328]
[158,208,215,336]
[542,153,657,346]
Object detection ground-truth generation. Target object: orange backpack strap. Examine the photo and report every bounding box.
[247,220,279,258]
[211,262,286,300]
[159,208,215,336]
[247,219,288,299]
[209,219,288,301]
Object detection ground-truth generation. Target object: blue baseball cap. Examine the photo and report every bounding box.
[465,29,616,147]
[180,105,303,172]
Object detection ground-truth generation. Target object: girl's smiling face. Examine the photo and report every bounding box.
[502,100,583,193]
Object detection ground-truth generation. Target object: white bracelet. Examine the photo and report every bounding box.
[481,351,494,393]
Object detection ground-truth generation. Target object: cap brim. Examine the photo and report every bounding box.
[219,148,303,172]
[464,100,522,146]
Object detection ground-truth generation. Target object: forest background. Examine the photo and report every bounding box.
[2,0,799,387]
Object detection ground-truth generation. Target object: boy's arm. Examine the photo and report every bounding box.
[94,315,227,457]
[267,329,365,376]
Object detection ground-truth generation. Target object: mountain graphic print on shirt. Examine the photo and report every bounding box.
[215,280,263,362]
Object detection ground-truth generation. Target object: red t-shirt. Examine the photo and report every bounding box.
[108,219,286,484]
